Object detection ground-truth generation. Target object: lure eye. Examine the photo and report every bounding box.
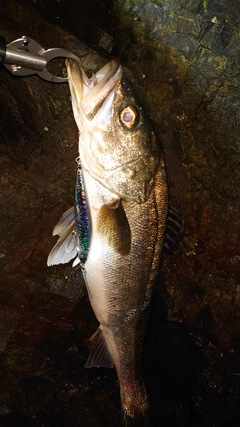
[120,106,139,129]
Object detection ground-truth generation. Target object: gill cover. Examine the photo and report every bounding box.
[66,59,161,203]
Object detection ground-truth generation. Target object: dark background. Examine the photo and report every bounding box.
[0,1,240,426]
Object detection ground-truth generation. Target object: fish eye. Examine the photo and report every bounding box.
[120,106,139,129]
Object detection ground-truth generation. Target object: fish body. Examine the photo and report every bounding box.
[48,58,168,425]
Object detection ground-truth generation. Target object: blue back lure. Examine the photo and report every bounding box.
[75,162,91,262]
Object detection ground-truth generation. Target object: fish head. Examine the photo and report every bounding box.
[66,58,162,203]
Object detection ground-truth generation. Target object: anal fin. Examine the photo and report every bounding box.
[85,328,113,369]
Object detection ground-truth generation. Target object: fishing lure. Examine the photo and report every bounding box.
[74,160,91,263]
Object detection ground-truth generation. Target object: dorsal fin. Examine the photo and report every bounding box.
[163,202,183,257]
[97,201,131,256]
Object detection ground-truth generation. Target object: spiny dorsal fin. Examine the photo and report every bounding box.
[97,201,131,256]
[163,202,183,257]
[85,328,113,368]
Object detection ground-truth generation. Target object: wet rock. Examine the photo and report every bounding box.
[164,32,200,60]
[0,1,116,425]
[111,0,240,351]
[110,0,240,424]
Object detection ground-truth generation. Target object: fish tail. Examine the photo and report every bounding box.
[121,380,150,426]
[122,410,151,427]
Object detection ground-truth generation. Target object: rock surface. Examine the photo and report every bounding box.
[0,0,240,426]
[111,0,240,357]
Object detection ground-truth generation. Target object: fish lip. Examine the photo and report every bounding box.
[67,58,158,203]
[66,58,123,121]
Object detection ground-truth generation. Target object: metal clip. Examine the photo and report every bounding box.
[3,35,80,83]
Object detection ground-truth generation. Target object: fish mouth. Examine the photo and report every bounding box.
[66,58,123,121]
[66,58,159,203]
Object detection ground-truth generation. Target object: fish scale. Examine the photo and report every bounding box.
[48,57,169,426]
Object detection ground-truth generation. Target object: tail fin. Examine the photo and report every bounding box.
[122,410,150,426]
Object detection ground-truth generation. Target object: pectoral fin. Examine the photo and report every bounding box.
[97,201,131,256]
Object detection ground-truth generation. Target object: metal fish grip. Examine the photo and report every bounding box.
[3,35,81,83]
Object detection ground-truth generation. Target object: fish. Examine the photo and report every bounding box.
[47,57,169,426]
